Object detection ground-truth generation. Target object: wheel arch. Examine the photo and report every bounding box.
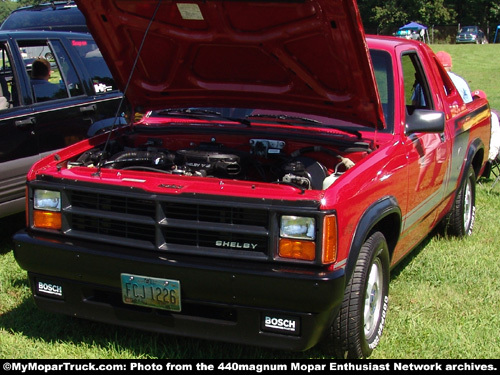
[345,196,401,283]
[468,138,485,181]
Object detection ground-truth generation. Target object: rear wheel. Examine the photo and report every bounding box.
[330,232,390,358]
[447,165,476,237]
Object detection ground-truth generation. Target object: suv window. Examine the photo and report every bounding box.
[69,38,118,94]
[18,39,82,103]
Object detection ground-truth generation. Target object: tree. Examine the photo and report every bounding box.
[0,1,19,25]
[415,0,456,27]
[358,0,455,34]
[358,0,498,36]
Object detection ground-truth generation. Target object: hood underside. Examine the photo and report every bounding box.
[75,0,385,129]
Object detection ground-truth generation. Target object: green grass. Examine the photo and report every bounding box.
[430,44,500,110]
[1,44,499,359]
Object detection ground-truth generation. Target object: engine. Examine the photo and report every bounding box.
[69,138,352,190]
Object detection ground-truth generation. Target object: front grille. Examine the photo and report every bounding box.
[162,201,268,226]
[72,216,156,243]
[160,227,268,250]
[71,191,156,216]
[64,188,272,259]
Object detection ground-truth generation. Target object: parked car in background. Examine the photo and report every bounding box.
[456,26,486,44]
[0,30,124,218]
[0,1,87,33]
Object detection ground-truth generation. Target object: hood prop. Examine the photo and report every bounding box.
[94,0,163,176]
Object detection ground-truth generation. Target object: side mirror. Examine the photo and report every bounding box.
[405,109,445,135]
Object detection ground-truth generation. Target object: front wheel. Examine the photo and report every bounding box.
[447,165,476,237]
[329,232,390,358]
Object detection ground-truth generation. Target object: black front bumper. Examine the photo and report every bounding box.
[13,230,345,351]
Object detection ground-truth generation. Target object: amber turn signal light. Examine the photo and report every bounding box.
[279,238,316,261]
[322,215,338,263]
[33,210,62,230]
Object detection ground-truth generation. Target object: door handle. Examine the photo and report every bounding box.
[80,104,97,113]
[15,117,36,129]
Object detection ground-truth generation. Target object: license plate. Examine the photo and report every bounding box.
[121,273,181,312]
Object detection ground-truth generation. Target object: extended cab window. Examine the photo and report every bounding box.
[70,38,118,95]
[402,52,432,113]
[18,39,83,103]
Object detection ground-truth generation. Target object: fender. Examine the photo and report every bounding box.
[451,136,484,201]
[465,137,485,181]
[345,196,401,283]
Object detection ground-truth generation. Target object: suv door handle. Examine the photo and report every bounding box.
[15,117,36,129]
[80,104,97,113]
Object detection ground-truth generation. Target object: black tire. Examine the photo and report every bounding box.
[330,232,390,359]
[447,165,476,237]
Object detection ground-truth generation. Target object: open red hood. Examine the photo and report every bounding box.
[75,0,385,129]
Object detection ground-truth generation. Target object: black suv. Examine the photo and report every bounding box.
[0,2,87,33]
[0,30,123,218]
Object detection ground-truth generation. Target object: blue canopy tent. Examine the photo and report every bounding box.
[395,22,430,43]
[494,25,500,43]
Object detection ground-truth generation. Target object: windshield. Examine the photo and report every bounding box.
[148,49,394,134]
[460,27,477,33]
[149,107,373,138]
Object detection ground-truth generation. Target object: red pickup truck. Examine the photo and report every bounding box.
[13,0,491,358]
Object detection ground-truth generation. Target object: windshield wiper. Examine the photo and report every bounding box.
[157,108,251,126]
[159,108,221,116]
[246,113,321,125]
[246,114,362,139]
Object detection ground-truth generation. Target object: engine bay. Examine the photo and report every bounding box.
[69,133,369,191]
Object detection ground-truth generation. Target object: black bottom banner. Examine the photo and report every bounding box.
[1,359,498,374]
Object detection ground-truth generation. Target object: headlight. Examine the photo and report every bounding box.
[279,216,316,261]
[278,215,337,264]
[280,216,315,240]
[33,190,62,230]
[34,190,61,211]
